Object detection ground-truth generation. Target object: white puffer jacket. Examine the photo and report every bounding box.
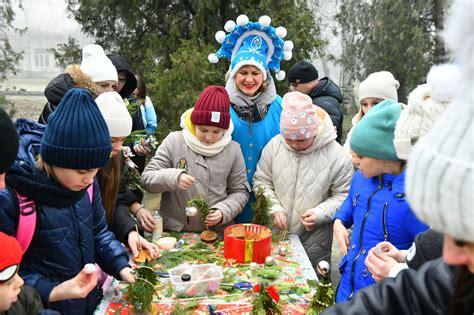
[253,109,354,265]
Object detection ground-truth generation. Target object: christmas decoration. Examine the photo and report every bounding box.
[252,282,281,314]
[264,256,275,266]
[224,224,272,264]
[186,196,218,243]
[307,261,335,314]
[126,262,159,313]
[252,186,272,227]
[278,246,288,256]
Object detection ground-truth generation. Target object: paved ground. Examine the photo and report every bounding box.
[3,94,45,121]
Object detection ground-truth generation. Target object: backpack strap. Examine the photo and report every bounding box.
[87,185,93,204]
[14,189,37,252]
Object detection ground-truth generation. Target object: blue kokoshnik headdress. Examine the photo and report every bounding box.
[208,15,294,81]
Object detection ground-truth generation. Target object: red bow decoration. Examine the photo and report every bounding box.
[254,284,280,303]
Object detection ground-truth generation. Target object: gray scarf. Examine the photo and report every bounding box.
[225,75,277,122]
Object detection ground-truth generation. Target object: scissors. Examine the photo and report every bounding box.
[220,281,253,291]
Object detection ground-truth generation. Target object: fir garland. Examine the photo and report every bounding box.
[126,262,159,312]
[252,186,272,227]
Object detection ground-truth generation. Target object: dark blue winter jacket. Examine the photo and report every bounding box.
[0,119,130,314]
[333,170,428,302]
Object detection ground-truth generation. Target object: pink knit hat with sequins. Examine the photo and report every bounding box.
[280,91,318,140]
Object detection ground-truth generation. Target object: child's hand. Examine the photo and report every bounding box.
[334,219,349,255]
[177,173,196,191]
[205,209,223,226]
[128,231,160,259]
[49,265,98,302]
[133,143,151,156]
[374,241,405,263]
[365,248,399,282]
[300,210,316,231]
[272,211,287,230]
[119,267,135,284]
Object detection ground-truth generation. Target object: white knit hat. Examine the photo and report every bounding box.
[406,0,474,242]
[394,64,461,160]
[95,92,132,137]
[80,44,118,83]
[358,71,399,103]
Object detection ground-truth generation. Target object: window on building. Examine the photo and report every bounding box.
[34,52,51,68]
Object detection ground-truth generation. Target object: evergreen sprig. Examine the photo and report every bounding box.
[126,262,159,312]
[252,186,272,227]
[187,196,210,224]
[123,163,144,193]
[306,278,335,315]
[170,299,200,315]
[252,283,282,315]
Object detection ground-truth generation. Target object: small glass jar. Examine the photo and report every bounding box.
[152,211,163,242]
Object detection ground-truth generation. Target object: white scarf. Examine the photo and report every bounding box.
[180,109,234,157]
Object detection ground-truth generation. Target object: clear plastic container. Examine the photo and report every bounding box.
[168,263,223,297]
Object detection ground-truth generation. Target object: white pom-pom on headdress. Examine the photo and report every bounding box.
[284,51,292,61]
[427,64,461,103]
[276,26,287,39]
[275,70,286,81]
[215,31,226,44]
[208,53,219,63]
[224,20,236,32]
[236,14,249,26]
[283,40,294,52]
[259,15,271,27]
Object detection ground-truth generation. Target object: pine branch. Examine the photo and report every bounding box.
[187,195,210,224]
[252,186,272,227]
[126,261,159,312]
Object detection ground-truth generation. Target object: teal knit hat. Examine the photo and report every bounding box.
[350,99,402,161]
[41,88,112,169]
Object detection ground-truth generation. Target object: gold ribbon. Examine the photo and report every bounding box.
[244,239,253,263]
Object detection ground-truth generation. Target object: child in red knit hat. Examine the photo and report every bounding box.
[141,86,249,232]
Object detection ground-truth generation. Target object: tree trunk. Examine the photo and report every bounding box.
[433,0,447,63]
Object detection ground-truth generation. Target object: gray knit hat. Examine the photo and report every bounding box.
[406,0,474,242]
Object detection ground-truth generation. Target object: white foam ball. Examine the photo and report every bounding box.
[275,26,287,39]
[208,54,219,63]
[276,70,286,81]
[236,14,249,26]
[259,15,271,27]
[215,31,226,44]
[83,263,97,274]
[283,40,294,52]
[284,51,292,61]
[224,20,236,32]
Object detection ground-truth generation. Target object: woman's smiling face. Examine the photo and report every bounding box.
[235,65,264,97]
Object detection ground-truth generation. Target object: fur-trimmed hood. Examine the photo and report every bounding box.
[39,65,104,124]
[44,65,103,105]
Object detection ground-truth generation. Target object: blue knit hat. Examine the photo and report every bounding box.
[208,15,294,81]
[350,99,402,161]
[41,88,112,169]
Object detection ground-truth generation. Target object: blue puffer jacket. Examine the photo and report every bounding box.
[230,96,282,223]
[0,119,130,314]
[334,170,428,302]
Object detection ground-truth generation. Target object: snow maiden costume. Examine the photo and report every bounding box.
[208,14,294,223]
